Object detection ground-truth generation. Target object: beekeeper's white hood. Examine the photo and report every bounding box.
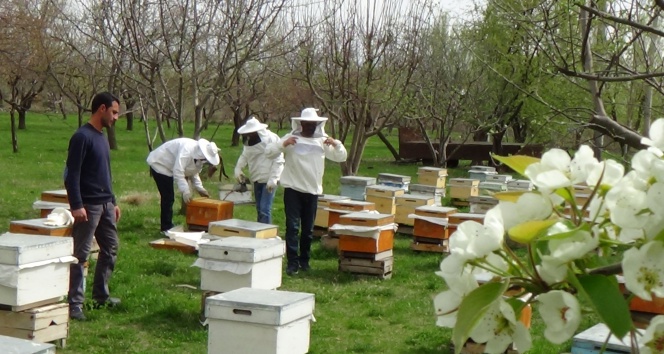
[290,108,328,138]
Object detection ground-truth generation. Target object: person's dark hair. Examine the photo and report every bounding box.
[91,92,120,113]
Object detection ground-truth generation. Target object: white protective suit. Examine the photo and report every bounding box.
[146,138,210,195]
[234,128,284,186]
[266,113,347,195]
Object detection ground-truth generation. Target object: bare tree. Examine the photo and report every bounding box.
[297,0,435,176]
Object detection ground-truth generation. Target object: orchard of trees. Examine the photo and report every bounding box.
[1,0,664,173]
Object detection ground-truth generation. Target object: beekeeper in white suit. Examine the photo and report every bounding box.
[266,108,347,275]
[147,138,220,232]
[234,117,284,224]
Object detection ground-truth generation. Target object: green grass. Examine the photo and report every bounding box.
[0,114,592,353]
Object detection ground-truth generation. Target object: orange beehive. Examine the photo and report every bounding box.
[339,230,394,254]
[186,198,233,230]
[9,219,72,237]
[40,190,69,204]
[337,212,394,254]
[447,213,485,235]
[413,219,448,239]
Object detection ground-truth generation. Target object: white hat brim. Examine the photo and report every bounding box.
[198,139,220,165]
[292,116,327,122]
[237,123,268,134]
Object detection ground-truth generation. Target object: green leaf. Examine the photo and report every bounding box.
[453,281,509,354]
[576,274,632,338]
[536,221,586,242]
[508,219,558,244]
[492,154,540,176]
[494,191,527,203]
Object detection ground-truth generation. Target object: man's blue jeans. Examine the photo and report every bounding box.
[283,188,318,268]
[254,182,276,224]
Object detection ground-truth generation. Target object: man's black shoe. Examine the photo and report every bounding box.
[69,307,86,321]
[300,263,311,272]
[93,297,121,309]
[286,265,299,276]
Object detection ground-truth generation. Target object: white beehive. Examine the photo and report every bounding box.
[195,237,285,293]
[0,334,56,354]
[377,173,411,191]
[339,176,376,201]
[206,288,315,354]
[408,184,445,205]
[0,233,75,307]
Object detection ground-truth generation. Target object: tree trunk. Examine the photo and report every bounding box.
[376,131,400,161]
[231,108,242,147]
[18,109,27,130]
[107,123,118,150]
[10,109,18,153]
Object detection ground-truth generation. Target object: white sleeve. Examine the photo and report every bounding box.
[324,139,347,162]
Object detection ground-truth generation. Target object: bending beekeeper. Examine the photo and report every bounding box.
[147,138,220,232]
[266,108,347,275]
[234,117,284,224]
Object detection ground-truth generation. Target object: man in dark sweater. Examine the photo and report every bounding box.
[65,92,122,321]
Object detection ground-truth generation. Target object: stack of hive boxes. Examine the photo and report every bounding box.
[479,174,511,195]
[339,176,376,201]
[322,200,375,250]
[468,196,499,214]
[32,190,69,218]
[376,173,411,191]
[409,167,447,205]
[394,194,435,228]
[186,198,234,231]
[468,165,497,182]
[332,212,396,279]
[0,233,75,347]
[195,220,284,320]
[410,206,457,253]
[17,188,98,271]
[205,288,315,354]
[448,178,480,206]
[364,185,405,215]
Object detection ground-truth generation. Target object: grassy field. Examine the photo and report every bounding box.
[0,114,593,353]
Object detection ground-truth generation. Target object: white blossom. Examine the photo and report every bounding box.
[469,299,532,353]
[570,145,600,184]
[642,118,664,157]
[622,241,664,301]
[586,159,624,188]
[640,315,664,354]
[537,291,581,344]
[496,192,553,230]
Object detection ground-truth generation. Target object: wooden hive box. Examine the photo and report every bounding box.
[40,190,68,204]
[9,219,72,237]
[449,178,480,200]
[507,179,533,191]
[339,176,376,201]
[206,288,315,354]
[0,302,68,344]
[197,237,285,293]
[149,238,197,254]
[485,174,513,183]
[186,198,234,231]
[377,173,411,190]
[315,195,350,228]
[365,185,406,198]
[447,213,485,235]
[395,195,435,226]
[0,233,74,307]
[32,201,70,219]
[408,184,445,204]
[0,334,56,354]
[326,200,375,228]
[468,170,497,182]
[336,212,395,254]
[413,206,457,240]
[469,165,497,173]
[417,167,448,188]
[208,219,278,239]
[468,196,499,214]
[365,195,396,215]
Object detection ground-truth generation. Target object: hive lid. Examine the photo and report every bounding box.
[0,233,73,265]
[206,288,315,325]
[339,176,377,185]
[208,219,277,232]
[198,236,285,262]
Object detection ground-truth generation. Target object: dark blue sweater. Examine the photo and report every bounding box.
[64,123,116,210]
